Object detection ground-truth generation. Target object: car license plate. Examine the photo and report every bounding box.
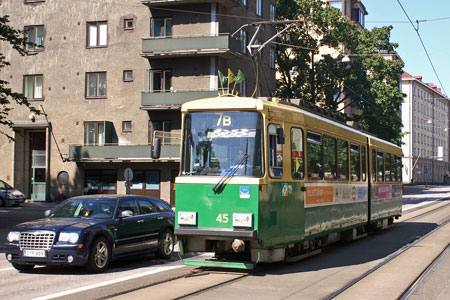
[23,249,46,258]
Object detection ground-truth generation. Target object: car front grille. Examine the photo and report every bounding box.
[20,231,55,250]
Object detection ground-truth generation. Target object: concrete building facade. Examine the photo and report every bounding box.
[401,72,450,184]
[0,0,275,205]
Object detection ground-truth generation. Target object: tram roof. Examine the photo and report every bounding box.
[181,96,401,153]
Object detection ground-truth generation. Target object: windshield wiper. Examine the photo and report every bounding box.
[212,154,249,193]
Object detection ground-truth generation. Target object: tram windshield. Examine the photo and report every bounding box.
[181,111,263,177]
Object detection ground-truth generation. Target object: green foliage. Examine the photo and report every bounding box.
[275,0,405,145]
[0,15,40,140]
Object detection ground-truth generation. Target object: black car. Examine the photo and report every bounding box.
[4,195,175,273]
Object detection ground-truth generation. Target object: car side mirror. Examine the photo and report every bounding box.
[120,210,133,218]
[44,210,52,217]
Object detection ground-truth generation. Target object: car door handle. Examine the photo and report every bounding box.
[158,217,163,220]
[138,219,144,223]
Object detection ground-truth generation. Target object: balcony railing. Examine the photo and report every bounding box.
[68,144,180,161]
[141,89,224,107]
[142,34,242,58]
[141,0,244,8]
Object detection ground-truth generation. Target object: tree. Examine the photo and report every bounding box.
[275,0,404,145]
[0,15,40,140]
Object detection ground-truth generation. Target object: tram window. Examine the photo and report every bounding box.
[392,154,398,182]
[323,135,337,180]
[361,145,367,181]
[268,124,283,178]
[337,139,348,181]
[372,149,377,182]
[350,143,361,181]
[307,131,322,180]
[385,153,392,182]
[396,156,402,182]
[377,152,384,182]
[291,127,304,179]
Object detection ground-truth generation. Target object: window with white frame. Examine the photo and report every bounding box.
[123,70,133,82]
[25,25,44,51]
[24,75,43,100]
[150,70,172,92]
[87,21,107,48]
[122,121,132,132]
[256,0,262,16]
[86,72,107,98]
[124,18,134,30]
[85,122,105,145]
[151,17,172,37]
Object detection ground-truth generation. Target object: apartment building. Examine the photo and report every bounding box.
[401,72,450,184]
[0,0,276,204]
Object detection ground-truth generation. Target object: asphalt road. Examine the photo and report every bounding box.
[0,186,449,300]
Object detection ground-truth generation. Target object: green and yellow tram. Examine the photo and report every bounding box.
[174,96,402,269]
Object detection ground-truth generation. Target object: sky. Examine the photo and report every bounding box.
[364,0,450,95]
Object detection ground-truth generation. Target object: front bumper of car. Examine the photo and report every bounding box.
[6,195,25,205]
[4,243,89,266]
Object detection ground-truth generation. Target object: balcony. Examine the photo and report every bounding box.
[68,144,180,162]
[141,89,224,109]
[141,0,244,8]
[142,34,242,59]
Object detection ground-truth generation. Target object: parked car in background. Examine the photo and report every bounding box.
[0,180,25,207]
[4,194,175,273]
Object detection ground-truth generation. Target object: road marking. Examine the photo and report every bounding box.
[0,267,14,271]
[32,265,184,300]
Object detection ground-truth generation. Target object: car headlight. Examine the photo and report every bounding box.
[233,213,253,228]
[59,232,79,243]
[178,212,197,225]
[7,231,20,242]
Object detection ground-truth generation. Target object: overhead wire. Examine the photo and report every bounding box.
[395,0,447,95]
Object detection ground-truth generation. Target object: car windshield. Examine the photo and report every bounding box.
[50,198,116,219]
[181,111,263,176]
[0,180,13,190]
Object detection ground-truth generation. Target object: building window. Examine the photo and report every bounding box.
[240,29,247,54]
[84,121,105,145]
[351,9,365,28]
[124,18,134,30]
[86,72,106,98]
[151,17,172,37]
[122,121,132,133]
[25,0,45,3]
[150,70,172,92]
[256,0,262,16]
[87,21,107,48]
[24,75,43,100]
[151,120,171,144]
[328,1,343,11]
[85,169,116,194]
[123,70,133,82]
[25,25,44,51]
[270,4,276,22]
[270,48,275,69]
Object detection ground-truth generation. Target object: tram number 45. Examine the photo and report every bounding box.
[216,213,229,223]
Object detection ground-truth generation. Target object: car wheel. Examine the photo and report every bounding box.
[157,229,174,259]
[12,262,34,272]
[85,237,111,273]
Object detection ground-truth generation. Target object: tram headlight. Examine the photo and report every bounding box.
[178,212,197,225]
[233,213,252,228]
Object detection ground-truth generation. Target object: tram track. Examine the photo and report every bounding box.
[105,199,450,300]
[323,211,450,300]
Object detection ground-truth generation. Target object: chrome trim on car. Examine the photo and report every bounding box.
[20,231,55,250]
